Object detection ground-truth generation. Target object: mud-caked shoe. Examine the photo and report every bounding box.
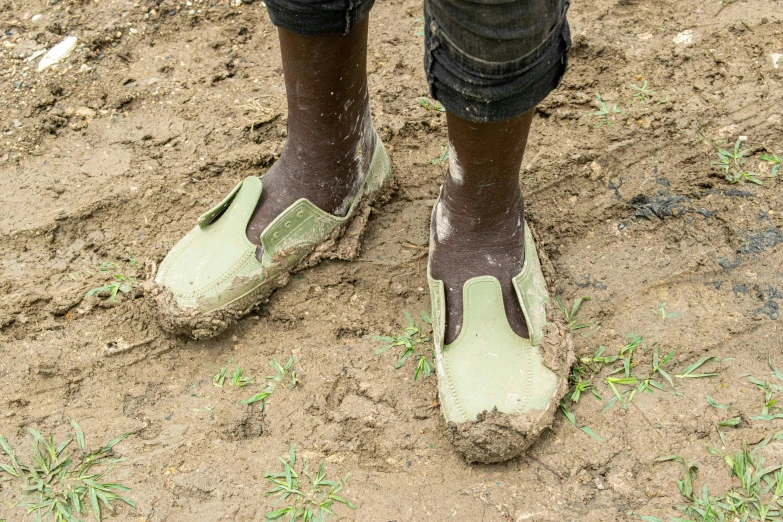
[427,220,573,463]
[152,132,392,340]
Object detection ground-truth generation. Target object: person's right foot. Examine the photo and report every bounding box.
[153,17,387,340]
[245,106,376,261]
[245,18,375,261]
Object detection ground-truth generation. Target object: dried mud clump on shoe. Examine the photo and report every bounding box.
[150,285,255,340]
[446,312,574,464]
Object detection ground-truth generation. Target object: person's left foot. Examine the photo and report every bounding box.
[428,109,535,344]
[429,186,529,344]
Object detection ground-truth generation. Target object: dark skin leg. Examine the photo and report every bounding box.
[249,15,532,343]
[246,17,375,259]
[429,109,535,343]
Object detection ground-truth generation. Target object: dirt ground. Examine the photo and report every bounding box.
[1,0,782,519]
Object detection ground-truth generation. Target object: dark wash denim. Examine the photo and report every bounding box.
[265,0,571,122]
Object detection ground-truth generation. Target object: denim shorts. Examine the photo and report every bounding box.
[265,0,571,123]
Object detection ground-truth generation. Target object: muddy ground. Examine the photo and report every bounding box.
[1,0,782,519]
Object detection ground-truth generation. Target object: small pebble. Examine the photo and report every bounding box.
[38,36,77,71]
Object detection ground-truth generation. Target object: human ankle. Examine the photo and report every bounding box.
[277,104,374,209]
[276,17,373,192]
[435,187,524,238]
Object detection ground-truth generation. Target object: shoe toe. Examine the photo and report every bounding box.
[156,227,262,313]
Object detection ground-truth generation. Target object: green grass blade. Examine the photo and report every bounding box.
[266,507,293,519]
[706,396,730,409]
[559,401,577,426]
[677,373,718,379]
[769,354,783,382]
[580,426,604,442]
[675,356,717,378]
[70,419,86,453]
[89,487,100,522]
[101,433,130,453]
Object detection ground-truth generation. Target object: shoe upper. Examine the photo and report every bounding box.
[156,177,266,312]
[427,222,560,423]
[155,132,390,315]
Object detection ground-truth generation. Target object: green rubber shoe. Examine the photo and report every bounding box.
[153,133,392,339]
[427,221,573,463]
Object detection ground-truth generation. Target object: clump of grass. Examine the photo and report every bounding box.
[630,81,655,103]
[747,376,783,420]
[613,333,644,379]
[638,438,783,522]
[264,445,355,521]
[587,93,622,127]
[569,334,730,446]
[602,336,686,411]
[419,98,444,112]
[213,360,230,387]
[84,261,139,302]
[213,358,255,388]
[0,420,134,522]
[760,150,781,177]
[649,346,677,388]
[605,376,639,409]
[212,357,239,388]
[562,347,613,442]
[371,311,434,380]
[569,333,732,448]
[554,295,594,331]
[652,301,679,319]
[84,274,136,302]
[231,366,254,387]
[746,355,783,421]
[568,370,601,403]
[579,345,620,370]
[713,138,762,185]
[428,145,449,165]
[637,351,674,396]
[566,335,723,437]
[242,355,299,411]
[568,350,611,402]
[267,356,299,388]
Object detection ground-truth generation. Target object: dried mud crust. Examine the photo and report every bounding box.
[445,317,574,464]
[445,224,575,464]
[149,163,396,340]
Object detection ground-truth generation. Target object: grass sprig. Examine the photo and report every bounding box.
[0,420,134,522]
[264,445,355,521]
